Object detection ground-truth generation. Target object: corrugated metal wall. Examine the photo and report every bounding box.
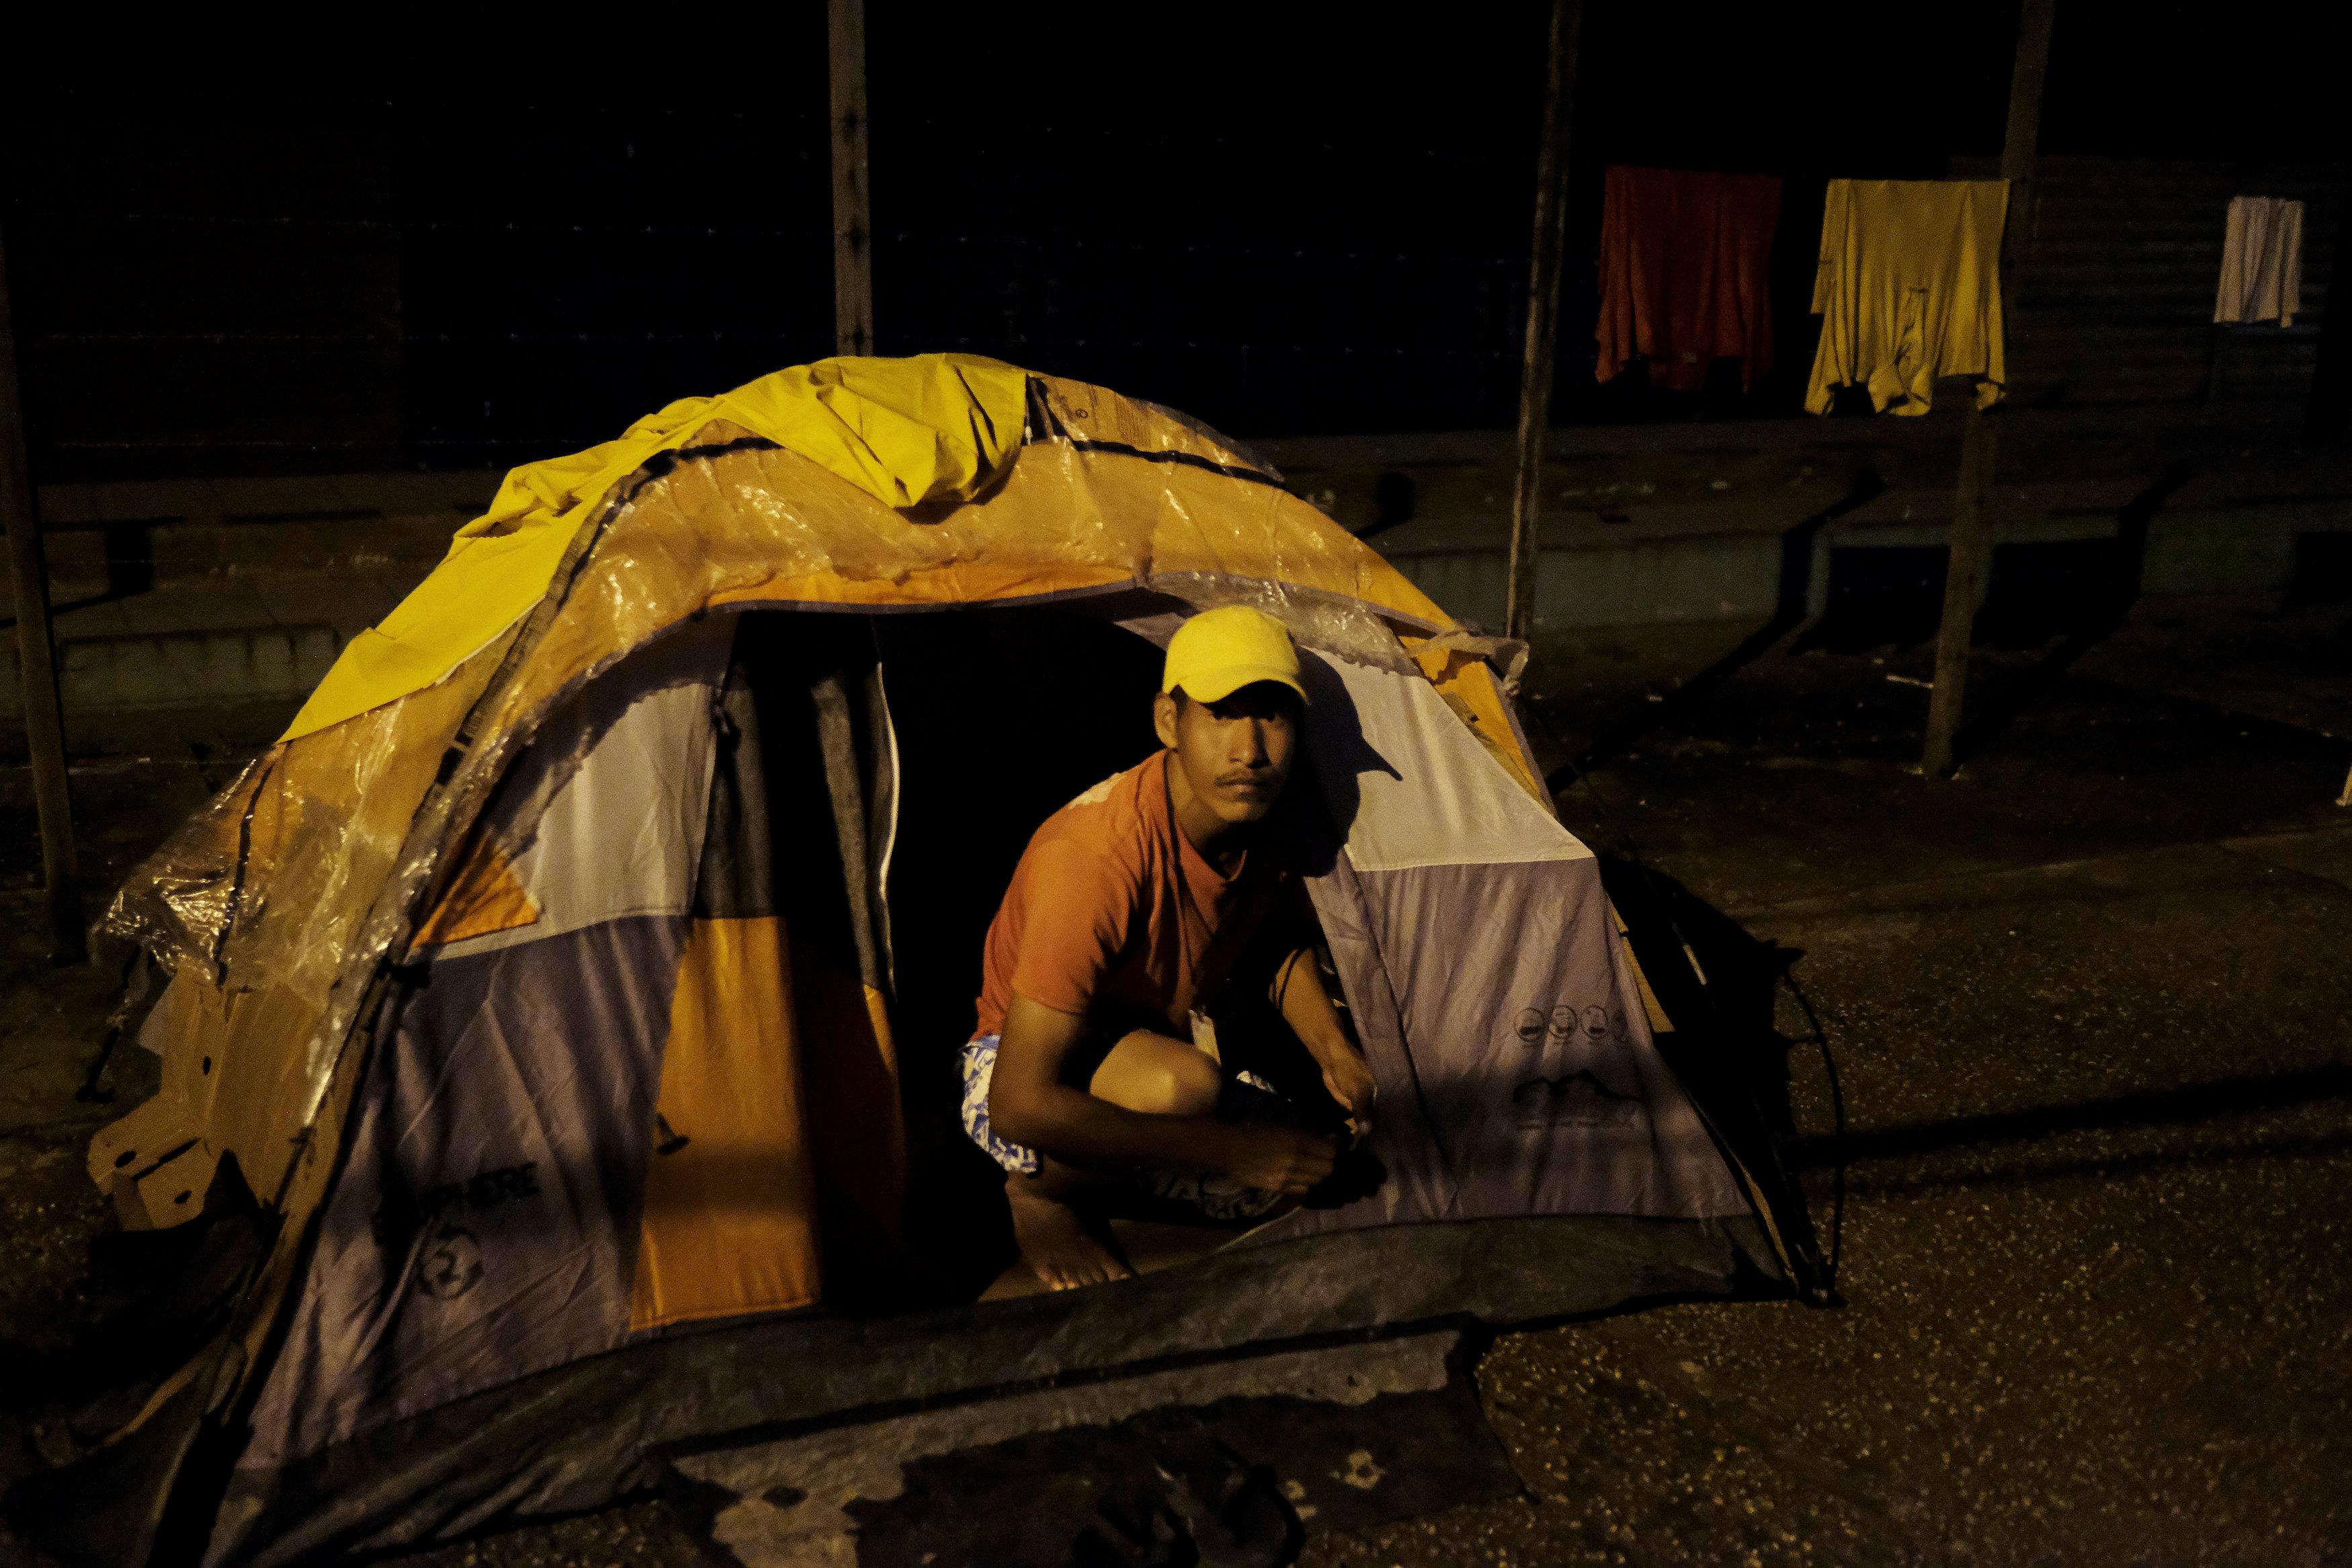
[1951,156,2339,408]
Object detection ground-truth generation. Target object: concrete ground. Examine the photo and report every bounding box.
[3,589,2349,1565]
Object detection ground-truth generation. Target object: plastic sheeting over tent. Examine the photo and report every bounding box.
[283,353,1034,739]
[15,358,1827,1568]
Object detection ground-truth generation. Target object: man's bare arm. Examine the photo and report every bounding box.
[1273,951,1376,1135]
[990,993,1333,1192]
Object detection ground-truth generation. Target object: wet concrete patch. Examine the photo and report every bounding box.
[669,1332,1516,1567]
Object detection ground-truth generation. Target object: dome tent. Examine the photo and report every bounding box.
[13,355,1824,1567]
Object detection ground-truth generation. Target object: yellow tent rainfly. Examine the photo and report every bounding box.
[284,353,1033,739]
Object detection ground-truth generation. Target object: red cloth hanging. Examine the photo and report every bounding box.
[1595,165,1782,392]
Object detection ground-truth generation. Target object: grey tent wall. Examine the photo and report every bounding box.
[206,1211,1781,1565]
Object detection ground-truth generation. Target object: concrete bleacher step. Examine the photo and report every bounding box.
[6,416,2349,752]
[0,594,411,754]
[3,472,497,750]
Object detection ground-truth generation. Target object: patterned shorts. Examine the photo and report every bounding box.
[957,1035,1289,1223]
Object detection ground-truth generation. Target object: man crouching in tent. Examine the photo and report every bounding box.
[960,605,1379,1290]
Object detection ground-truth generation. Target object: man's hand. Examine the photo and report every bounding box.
[1216,1123,1337,1194]
[1273,949,1376,1141]
[1319,1049,1377,1140]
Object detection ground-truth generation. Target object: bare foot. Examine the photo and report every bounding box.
[1006,1177,1133,1291]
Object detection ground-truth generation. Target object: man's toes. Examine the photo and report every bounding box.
[1047,1253,1129,1291]
[1032,1256,1093,1291]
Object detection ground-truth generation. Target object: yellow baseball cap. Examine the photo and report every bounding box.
[1162,605,1308,705]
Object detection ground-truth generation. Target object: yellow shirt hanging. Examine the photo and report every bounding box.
[1806,179,2009,417]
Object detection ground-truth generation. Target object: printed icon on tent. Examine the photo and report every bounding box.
[417,1225,484,1300]
[1520,1002,1630,1047]
[1510,1071,1644,1131]
[371,1160,542,1251]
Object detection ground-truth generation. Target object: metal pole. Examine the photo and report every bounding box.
[1,226,84,961]
[1923,0,2055,777]
[829,0,875,359]
[1505,0,1581,644]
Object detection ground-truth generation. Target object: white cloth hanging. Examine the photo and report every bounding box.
[2215,195,2304,326]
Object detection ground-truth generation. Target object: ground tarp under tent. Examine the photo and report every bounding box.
[9,354,1828,1567]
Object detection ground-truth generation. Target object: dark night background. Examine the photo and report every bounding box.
[0,2,2332,480]
[6,13,2352,1566]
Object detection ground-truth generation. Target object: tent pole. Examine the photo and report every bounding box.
[1,226,83,963]
[829,0,874,359]
[1505,0,1581,644]
[1923,0,2055,777]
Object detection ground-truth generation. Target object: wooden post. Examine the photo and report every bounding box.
[1923,0,2055,777]
[1923,400,1995,776]
[829,0,875,359]
[1505,0,1581,644]
[1,227,84,961]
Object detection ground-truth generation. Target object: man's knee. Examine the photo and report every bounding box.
[1103,1043,1220,1119]
[1149,1048,1222,1117]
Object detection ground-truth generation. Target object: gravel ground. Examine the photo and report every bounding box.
[4,593,2347,1567]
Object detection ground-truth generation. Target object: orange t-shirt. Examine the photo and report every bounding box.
[974,751,1293,1041]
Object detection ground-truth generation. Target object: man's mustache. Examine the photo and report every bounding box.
[1215,769,1281,789]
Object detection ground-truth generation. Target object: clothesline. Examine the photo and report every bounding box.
[1590,166,2307,417]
